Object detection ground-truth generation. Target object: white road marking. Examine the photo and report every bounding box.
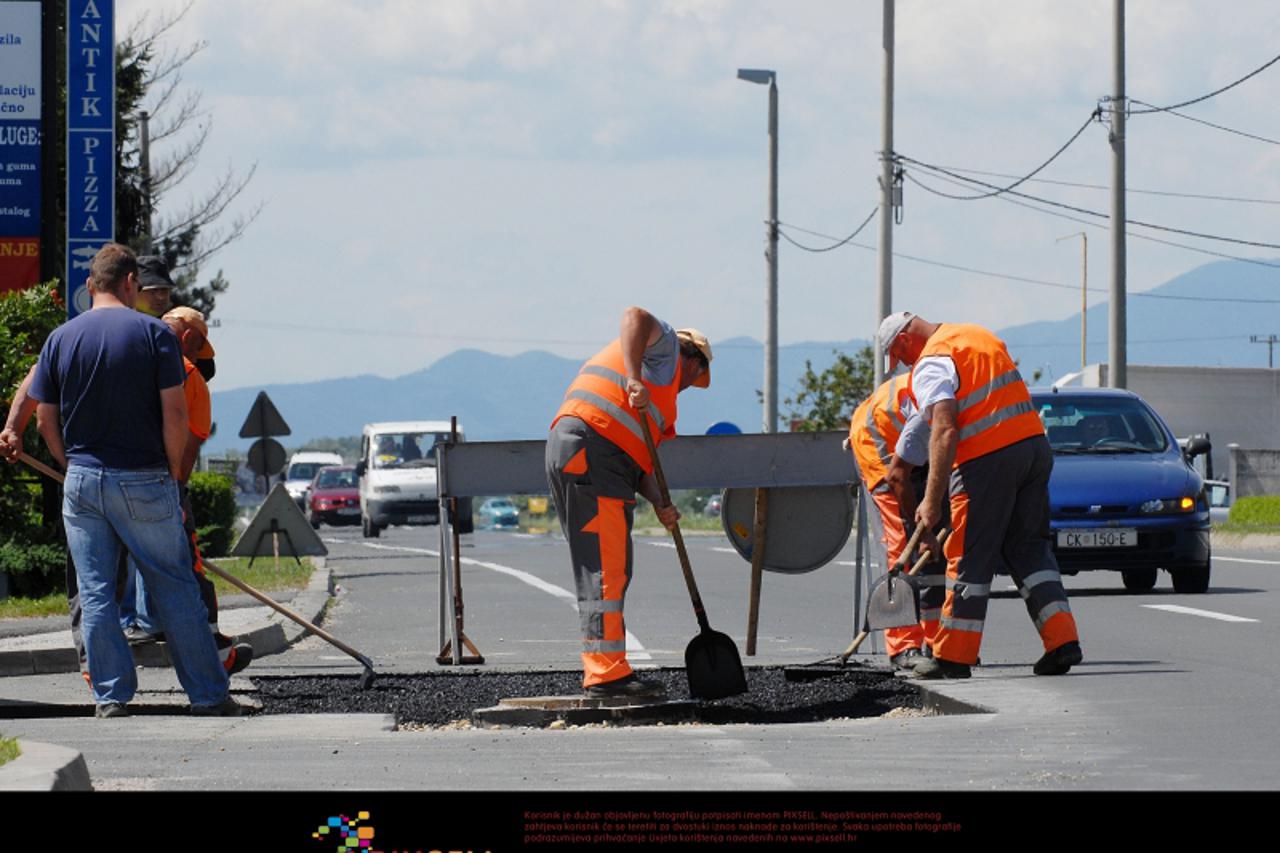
[647,542,677,549]
[1214,556,1280,566]
[711,547,738,554]
[348,541,652,659]
[1142,604,1259,623]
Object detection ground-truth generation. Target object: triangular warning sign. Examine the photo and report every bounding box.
[231,484,328,559]
[238,391,291,438]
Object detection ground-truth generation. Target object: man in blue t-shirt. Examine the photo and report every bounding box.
[29,243,236,718]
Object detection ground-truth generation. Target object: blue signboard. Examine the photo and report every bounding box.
[65,0,114,317]
[0,2,42,292]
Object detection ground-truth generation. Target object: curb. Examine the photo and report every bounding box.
[0,741,92,791]
[0,568,333,678]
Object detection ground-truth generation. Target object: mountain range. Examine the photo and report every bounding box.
[205,258,1279,454]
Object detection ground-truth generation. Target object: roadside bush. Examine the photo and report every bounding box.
[0,540,66,598]
[1227,495,1280,528]
[188,471,236,557]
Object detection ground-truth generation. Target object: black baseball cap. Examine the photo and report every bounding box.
[137,255,175,291]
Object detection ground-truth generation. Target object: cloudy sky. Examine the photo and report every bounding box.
[116,0,1280,391]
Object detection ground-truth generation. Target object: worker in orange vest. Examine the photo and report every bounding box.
[546,307,712,698]
[847,375,945,671]
[880,311,1082,679]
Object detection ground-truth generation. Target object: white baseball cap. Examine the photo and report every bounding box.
[877,311,913,371]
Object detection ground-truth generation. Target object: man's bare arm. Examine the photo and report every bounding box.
[917,399,958,534]
[160,385,189,481]
[619,306,663,410]
[34,402,67,469]
[178,431,202,483]
[885,456,918,522]
[1,364,39,462]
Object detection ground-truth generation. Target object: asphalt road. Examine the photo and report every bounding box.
[3,522,1278,793]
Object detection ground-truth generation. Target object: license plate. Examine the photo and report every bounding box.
[337,508,359,516]
[1057,528,1137,548]
[407,514,433,524]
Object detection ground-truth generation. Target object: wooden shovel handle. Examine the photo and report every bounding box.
[18,451,64,483]
[638,412,711,631]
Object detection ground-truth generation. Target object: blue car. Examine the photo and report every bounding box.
[1032,387,1211,593]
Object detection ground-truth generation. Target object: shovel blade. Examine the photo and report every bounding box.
[865,573,921,631]
[685,629,748,700]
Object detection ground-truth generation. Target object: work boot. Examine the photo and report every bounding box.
[191,697,242,717]
[123,625,163,645]
[913,657,972,680]
[225,643,254,675]
[889,648,926,671]
[584,674,667,699]
[1033,641,1083,676]
[95,702,129,719]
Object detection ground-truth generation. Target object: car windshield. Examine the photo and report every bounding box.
[1035,395,1169,454]
[371,432,449,469]
[315,468,356,488]
[287,463,323,481]
[487,500,514,510]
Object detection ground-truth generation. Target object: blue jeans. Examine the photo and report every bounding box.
[62,465,229,707]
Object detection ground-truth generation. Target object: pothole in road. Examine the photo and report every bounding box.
[252,665,957,728]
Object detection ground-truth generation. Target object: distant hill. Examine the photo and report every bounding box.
[206,259,1280,454]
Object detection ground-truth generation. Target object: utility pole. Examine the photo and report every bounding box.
[1107,0,1127,389]
[874,0,895,387]
[1251,335,1279,368]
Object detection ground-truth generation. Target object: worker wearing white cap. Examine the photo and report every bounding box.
[880,312,1082,679]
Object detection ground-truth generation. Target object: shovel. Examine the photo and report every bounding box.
[17,451,377,690]
[784,525,948,681]
[638,417,748,700]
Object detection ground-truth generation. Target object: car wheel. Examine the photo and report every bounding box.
[362,514,380,539]
[1121,567,1158,593]
[308,510,321,530]
[1172,554,1211,594]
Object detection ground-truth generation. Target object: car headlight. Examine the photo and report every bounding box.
[373,485,401,494]
[1139,497,1196,514]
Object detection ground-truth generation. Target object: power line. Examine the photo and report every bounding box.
[781,212,1280,303]
[918,164,1280,206]
[904,168,1280,275]
[894,111,1101,202]
[1129,99,1280,146]
[776,207,877,252]
[899,157,1280,251]
[1130,52,1280,113]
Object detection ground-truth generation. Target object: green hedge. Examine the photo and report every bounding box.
[0,540,66,598]
[1227,495,1280,527]
[188,471,236,557]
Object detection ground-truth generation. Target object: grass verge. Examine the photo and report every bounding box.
[0,734,19,767]
[0,558,315,621]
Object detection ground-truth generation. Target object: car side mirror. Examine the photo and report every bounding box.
[1183,437,1211,459]
[356,460,367,477]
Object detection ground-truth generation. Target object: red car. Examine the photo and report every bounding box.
[307,465,360,528]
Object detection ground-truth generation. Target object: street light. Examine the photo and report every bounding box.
[1057,232,1088,370]
[737,68,778,433]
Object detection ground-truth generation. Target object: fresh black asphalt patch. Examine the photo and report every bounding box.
[252,665,927,727]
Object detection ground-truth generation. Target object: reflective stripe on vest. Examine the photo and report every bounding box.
[553,339,680,472]
[582,639,628,654]
[849,375,911,488]
[911,324,1043,466]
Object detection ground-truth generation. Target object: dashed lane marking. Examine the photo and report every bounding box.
[343,541,653,659]
[1142,604,1259,623]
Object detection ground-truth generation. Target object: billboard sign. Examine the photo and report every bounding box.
[66,0,115,317]
[0,1,42,293]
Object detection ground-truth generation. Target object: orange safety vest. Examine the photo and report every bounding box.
[553,339,680,473]
[849,374,913,491]
[908,324,1042,466]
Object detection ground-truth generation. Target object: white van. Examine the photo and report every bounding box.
[284,451,344,508]
[356,421,472,537]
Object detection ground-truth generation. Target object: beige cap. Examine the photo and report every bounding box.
[162,306,216,358]
[676,328,713,388]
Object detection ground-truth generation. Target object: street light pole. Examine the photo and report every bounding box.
[875,0,895,388]
[1057,232,1088,369]
[738,68,779,433]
